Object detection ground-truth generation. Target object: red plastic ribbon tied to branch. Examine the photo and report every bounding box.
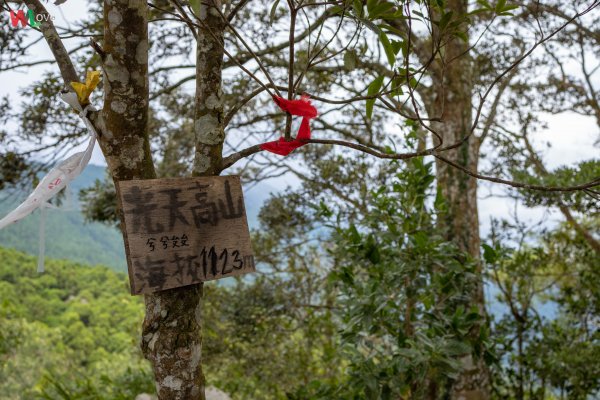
[260,94,318,156]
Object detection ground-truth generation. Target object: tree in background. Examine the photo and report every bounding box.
[302,159,489,399]
[486,216,599,399]
[0,0,598,399]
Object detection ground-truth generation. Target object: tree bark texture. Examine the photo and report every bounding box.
[99,1,227,399]
[100,0,154,181]
[193,0,225,177]
[140,0,226,399]
[424,0,490,398]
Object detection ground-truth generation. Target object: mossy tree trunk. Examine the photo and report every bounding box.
[424,0,489,398]
[101,1,226,398]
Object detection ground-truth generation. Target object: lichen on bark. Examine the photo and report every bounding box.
[136,0,227,398]
[100,1,209,399]
[100,0,153,181]
[193,0,225,177]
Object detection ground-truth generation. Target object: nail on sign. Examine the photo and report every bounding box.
[116,176,255,295]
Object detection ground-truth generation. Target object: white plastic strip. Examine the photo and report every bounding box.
[0,92,97,231]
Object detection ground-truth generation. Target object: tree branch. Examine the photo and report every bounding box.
[13,0,79,87]
[220,139,600,193]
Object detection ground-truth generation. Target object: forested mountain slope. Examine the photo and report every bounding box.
[0,246,332,400]
[0,246,152,399]
[0,165,126,271]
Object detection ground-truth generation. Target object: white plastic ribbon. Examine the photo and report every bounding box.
[0,92,98,271]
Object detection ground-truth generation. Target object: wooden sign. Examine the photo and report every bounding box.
[116,176,255,295]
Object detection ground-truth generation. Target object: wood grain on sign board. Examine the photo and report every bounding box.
[115,176,255,295]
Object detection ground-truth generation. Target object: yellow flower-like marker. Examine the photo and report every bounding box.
[70,70,101,105]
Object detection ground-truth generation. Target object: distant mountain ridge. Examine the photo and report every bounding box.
[0,164,127,271]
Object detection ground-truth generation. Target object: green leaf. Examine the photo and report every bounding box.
[317,199,333,218]
[348,224,361,244]
[344,49,358,71]
[413,10,425,19]
[494,0,519,14]
[327,5,345,15]
[497,6,518,16]
[495,0,506,13]
[502,4,519,11]
[482,244,498,263]
[366,75,384,119]
[454,30,468,42]
[379,31,396,67]
[391,76,404,97]
[189,0,201,16]
[368,2,395,20]
[366,244,381,264]
[361,17,381,34]
[377,22,404,36]
[439,11,453,30]
[269,0,281,25]
[469,7,490,15]
[390,39,402,55]
[353,0,363,17]
[495,1,518,16]
[409,76,418,88]
[476,0,491,9]
[339,267,355,286]
[400,40,408,58]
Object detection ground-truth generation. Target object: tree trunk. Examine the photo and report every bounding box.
[14,2,208,396]
[141,1,227,398]
[141,285,205,399]
[141,1,226,398]
[424,0,490,398]
[100,1,225,399]
[100,2,205,400]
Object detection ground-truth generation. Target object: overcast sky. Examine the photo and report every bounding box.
[1,1,598,240]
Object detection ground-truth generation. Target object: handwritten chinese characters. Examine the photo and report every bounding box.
[116,176,255,295]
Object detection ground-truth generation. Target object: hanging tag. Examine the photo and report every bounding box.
[0,71,101,277]
[115,176,255,295]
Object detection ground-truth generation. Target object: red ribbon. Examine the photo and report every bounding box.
[260,94,318,156]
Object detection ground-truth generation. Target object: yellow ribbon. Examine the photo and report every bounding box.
[70,70,101,105]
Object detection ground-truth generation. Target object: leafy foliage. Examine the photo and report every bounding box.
[0,247,152,399]
[0,246,343,400]
[287,159,491,399]
[203,277,343,399]
[487,218,600,400]
[512,160,600,212]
